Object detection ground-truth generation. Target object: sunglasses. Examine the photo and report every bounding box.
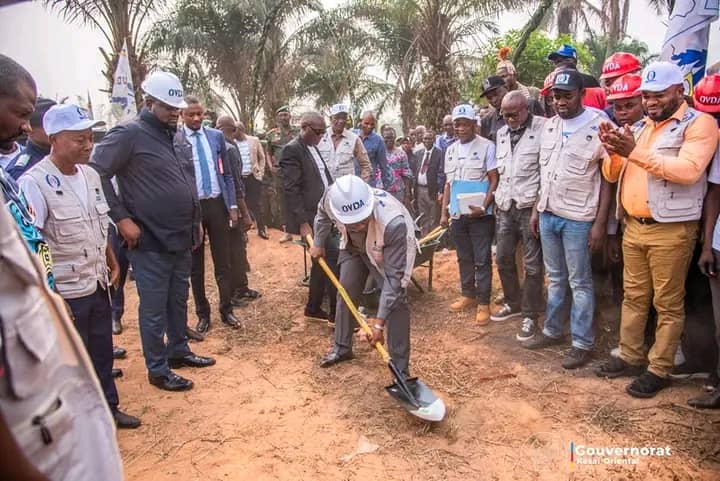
[305,125,326,136]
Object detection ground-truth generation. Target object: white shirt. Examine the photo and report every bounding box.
[457,141,497,172]
[20,166,89,229]
[184,126,221,199]
[308,146,329,189]
[417,149,431,186]
[708,146,720,251]
[0,143,21,170]
[560,108,597,145]
[235,139,252,176]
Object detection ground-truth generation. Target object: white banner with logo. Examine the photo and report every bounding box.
[110,40,138,122]
[660,0,719,94]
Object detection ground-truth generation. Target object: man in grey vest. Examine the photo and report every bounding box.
[596,62,718,398]
[19,104,140,429]
[312,175,417,374]
[490,91,546,341]
[91,71,216,392]
[524,70,614,370]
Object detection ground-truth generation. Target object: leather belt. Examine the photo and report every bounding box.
[632,216,657,225]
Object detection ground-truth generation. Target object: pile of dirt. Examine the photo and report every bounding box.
[114,229,720,481]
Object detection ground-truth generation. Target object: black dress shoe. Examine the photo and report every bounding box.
[305,307,329,322]
[148,372,194,391]
[114,410,141,429]
[231,294,249,307]
[113,346,127,360]
[185,327,204,342]
[112,318,123,335]
[319,350,354,368]
[112,368,123,379]
[688,389,720,409]
[168,353,217,369]
[236,288,261,300]
[196,317,210,334]
[258,229,270,240]
[221,312,243,329]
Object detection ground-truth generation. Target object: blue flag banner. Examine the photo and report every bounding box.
[661,0,719,95]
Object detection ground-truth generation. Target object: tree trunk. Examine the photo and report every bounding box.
[417,62,458,132]
[557,4,575,35]
[398,86,417,134]
[513,0,555,63]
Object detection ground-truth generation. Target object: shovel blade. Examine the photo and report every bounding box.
[385,378,447,422]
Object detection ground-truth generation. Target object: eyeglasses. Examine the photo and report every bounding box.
[501,109,526,120]
[303,125,326,136]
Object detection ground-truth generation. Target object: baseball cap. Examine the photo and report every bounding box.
[607,74,642,101]
[330,103,350,116]
[276,105,290,114]
[452,104,476,121]
[30,98,57,128]
[43,104,105,136]
[479,76,506,97]
[551,69,583,91]
[694,74,720,113]
[548,44,578,62]
[640,62,684,92]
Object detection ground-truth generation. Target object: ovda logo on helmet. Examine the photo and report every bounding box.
[699,95,720,105]
[341,199,366,213]
[168,88,184,97]
[605,62,621,72]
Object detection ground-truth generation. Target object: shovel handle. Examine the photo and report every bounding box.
[417,225,444,245]
[306,236,391,363]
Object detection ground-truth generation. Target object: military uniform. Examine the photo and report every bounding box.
[0,192,123,481]
[264,125,299,229]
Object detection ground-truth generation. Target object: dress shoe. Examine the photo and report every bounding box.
[114,410,141,429]
[148,372,194,391]
[258,228,269,240]
[112,318,123,335]
[196,317,210,334]
[231,294,248,307]
[113,346,127,359]
[688,389,720,409]
[319,350,354,368]
[185,326,204,342]
[221,312,243,329]
[304,307,329,322]
[112,368,123,379]
[236,288,261,300]
[168,353,217,369]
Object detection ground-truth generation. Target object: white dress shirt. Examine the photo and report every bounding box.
[184,126,221,199]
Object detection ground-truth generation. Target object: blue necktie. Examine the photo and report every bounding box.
[193,131,212,197]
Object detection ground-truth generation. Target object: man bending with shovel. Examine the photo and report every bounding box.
[311,174,417,374]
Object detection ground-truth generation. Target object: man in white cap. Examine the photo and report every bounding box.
[311,175,417,374]
[317,103,372,182]
[19,103,140,429]
[92,71,216,393]
[597,62,718,398]
[440,103,498,325]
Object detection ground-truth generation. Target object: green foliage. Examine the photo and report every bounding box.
[464,31,592,105]
[582,36,656,78]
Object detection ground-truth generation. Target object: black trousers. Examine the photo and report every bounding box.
[191,197,233,318]
[307,233,340,318]
[229,224,249,293]
[243,175,265,232]
[66,284,119,412]
[109,224,129,322]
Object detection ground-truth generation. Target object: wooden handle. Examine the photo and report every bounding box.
[306,236,391,362]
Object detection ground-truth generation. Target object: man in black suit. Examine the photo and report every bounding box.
[413,129,445,236]
[281,112,339,324]
[178,96,242,333]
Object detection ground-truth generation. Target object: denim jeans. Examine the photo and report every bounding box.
[495,205,545,319]
[451,215,495,304]
[127,249,193,376]
[539,212,595,350]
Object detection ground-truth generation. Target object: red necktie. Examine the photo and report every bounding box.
[421,150,430,174]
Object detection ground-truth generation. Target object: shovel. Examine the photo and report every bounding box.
[306,236,446,422]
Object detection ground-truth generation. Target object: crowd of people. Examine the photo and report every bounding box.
[1,37,720,480]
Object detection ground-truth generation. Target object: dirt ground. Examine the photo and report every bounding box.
[115,229,720,481]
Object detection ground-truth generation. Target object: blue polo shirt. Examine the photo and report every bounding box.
[354,129,391,189]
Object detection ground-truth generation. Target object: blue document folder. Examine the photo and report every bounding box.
[449,179,492,218]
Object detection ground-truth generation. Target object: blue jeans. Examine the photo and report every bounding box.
[451,215,495,304]
[127,249,192,376]
[539,212,595,350]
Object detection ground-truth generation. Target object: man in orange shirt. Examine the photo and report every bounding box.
[596,62,718,398]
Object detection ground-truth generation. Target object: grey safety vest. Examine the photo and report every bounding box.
[444,135,492,183]
[615,107,707,222]
[25,158,110,299]
[536,112,606,222]
[0,203,123,481]
[494,116,545,211]
[317,129,359,180]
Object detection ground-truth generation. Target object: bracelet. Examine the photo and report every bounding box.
[373,324,385,331]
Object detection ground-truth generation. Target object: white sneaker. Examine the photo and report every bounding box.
[516,317,536,341]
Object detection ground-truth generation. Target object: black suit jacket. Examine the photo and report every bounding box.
[413,146,443,199]
[279,136,331,235]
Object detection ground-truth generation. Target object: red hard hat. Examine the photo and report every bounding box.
[694,74,720,113]
[600,52,642,80]
[540,68,562,96]
[607,73,642,101]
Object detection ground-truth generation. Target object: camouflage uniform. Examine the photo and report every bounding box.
[263,125,299,229]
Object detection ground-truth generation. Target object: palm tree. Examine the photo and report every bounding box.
[43,0,163,109]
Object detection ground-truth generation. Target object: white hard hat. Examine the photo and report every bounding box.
[141,71,188,109]
[328,175,374,224]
